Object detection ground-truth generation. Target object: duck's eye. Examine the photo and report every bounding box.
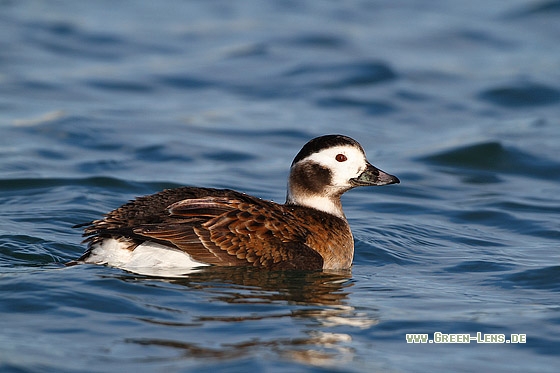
[335,153,347,162]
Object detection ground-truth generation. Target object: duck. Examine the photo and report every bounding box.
[76,134,399,276]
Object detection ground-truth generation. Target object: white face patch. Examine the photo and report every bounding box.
[304,145,368,188]
[286,144,370,217]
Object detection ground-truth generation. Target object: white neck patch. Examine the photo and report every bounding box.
[286,192,346,219]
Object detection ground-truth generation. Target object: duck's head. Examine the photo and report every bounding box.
[286,134,399,218]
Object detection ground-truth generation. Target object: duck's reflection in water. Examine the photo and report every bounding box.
[125,267,378,367]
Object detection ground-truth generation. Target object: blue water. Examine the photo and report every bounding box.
[1,1,560,372]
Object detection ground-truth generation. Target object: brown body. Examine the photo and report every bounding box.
[80,187,353,270]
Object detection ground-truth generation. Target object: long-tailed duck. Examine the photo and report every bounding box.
[76,135,399,275]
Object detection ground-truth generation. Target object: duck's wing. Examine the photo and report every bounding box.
[134,196,324,270]
[79,187,230,249]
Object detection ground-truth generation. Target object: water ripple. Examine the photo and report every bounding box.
[500,266,560,292]
[420,141,560,179]
[315,96,396,115]
[445,260,515,273]
[478,82,560,108]
[283,60,397,89]
[23,19,126,61]
[506,0,560,18]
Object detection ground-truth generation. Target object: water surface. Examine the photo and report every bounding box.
[1,1,559,372]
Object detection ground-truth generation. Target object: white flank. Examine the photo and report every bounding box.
[84,238,209,277]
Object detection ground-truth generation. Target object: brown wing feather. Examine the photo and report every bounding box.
[81,187,324,270]
[136,196,324,270]
[80,187,239,242]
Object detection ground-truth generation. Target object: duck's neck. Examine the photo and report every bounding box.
[286,186,346,220]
